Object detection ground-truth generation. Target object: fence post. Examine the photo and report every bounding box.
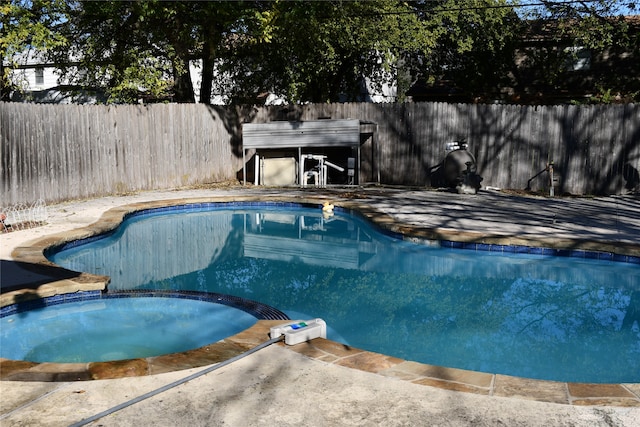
[548,162,554,197]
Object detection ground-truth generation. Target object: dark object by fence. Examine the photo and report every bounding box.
[443,141,483,194]
[525,162,558,196]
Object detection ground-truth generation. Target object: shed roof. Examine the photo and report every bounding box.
[242,119,361,149]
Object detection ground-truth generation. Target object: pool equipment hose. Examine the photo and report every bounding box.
[69,335,285,427]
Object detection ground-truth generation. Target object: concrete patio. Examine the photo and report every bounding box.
[1,186,639,426]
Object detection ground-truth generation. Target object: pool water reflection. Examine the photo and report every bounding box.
[48,204,640,383]
[1,296,258,363]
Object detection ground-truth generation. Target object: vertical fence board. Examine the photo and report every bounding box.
[1,102,638,206]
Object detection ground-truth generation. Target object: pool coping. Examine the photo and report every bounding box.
[1,195,639,408]
[0,290,290,321]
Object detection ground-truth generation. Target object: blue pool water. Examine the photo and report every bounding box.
[42,203,640,382]
[1,296,258,362]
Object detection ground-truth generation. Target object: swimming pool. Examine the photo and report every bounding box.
[43,203,640,383]
[1,295,259,363]
[0,287,290,364]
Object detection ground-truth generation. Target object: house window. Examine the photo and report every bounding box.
[564,46,591,71]
[35,68,44,85]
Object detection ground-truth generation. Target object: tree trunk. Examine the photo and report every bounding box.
[199,38,215,104]
[0,62,11,101]
[173,63,195,103]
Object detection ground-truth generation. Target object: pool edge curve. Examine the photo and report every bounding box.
[2,195,639,408]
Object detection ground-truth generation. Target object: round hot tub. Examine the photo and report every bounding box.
[1,291,288,363]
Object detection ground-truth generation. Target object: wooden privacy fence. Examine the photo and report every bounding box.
[1,103,244,206]
[1,101,639,206]
[256,102,640,196]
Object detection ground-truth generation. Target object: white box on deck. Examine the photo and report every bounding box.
[270,319,327,345]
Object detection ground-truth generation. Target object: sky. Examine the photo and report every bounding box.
[512,0,639,17]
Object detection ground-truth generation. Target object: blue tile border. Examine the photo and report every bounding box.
[438,239,640,264]
[0,290,290,321]
[45,201,640,266]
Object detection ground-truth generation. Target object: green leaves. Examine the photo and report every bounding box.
[3,0,637,104]
[1,0,71,99]
[1,0,68,54]
[221,0,445,103]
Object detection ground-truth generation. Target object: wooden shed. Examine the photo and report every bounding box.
[242,119,377,187]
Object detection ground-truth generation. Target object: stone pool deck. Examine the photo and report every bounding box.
[1,186,639,426]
